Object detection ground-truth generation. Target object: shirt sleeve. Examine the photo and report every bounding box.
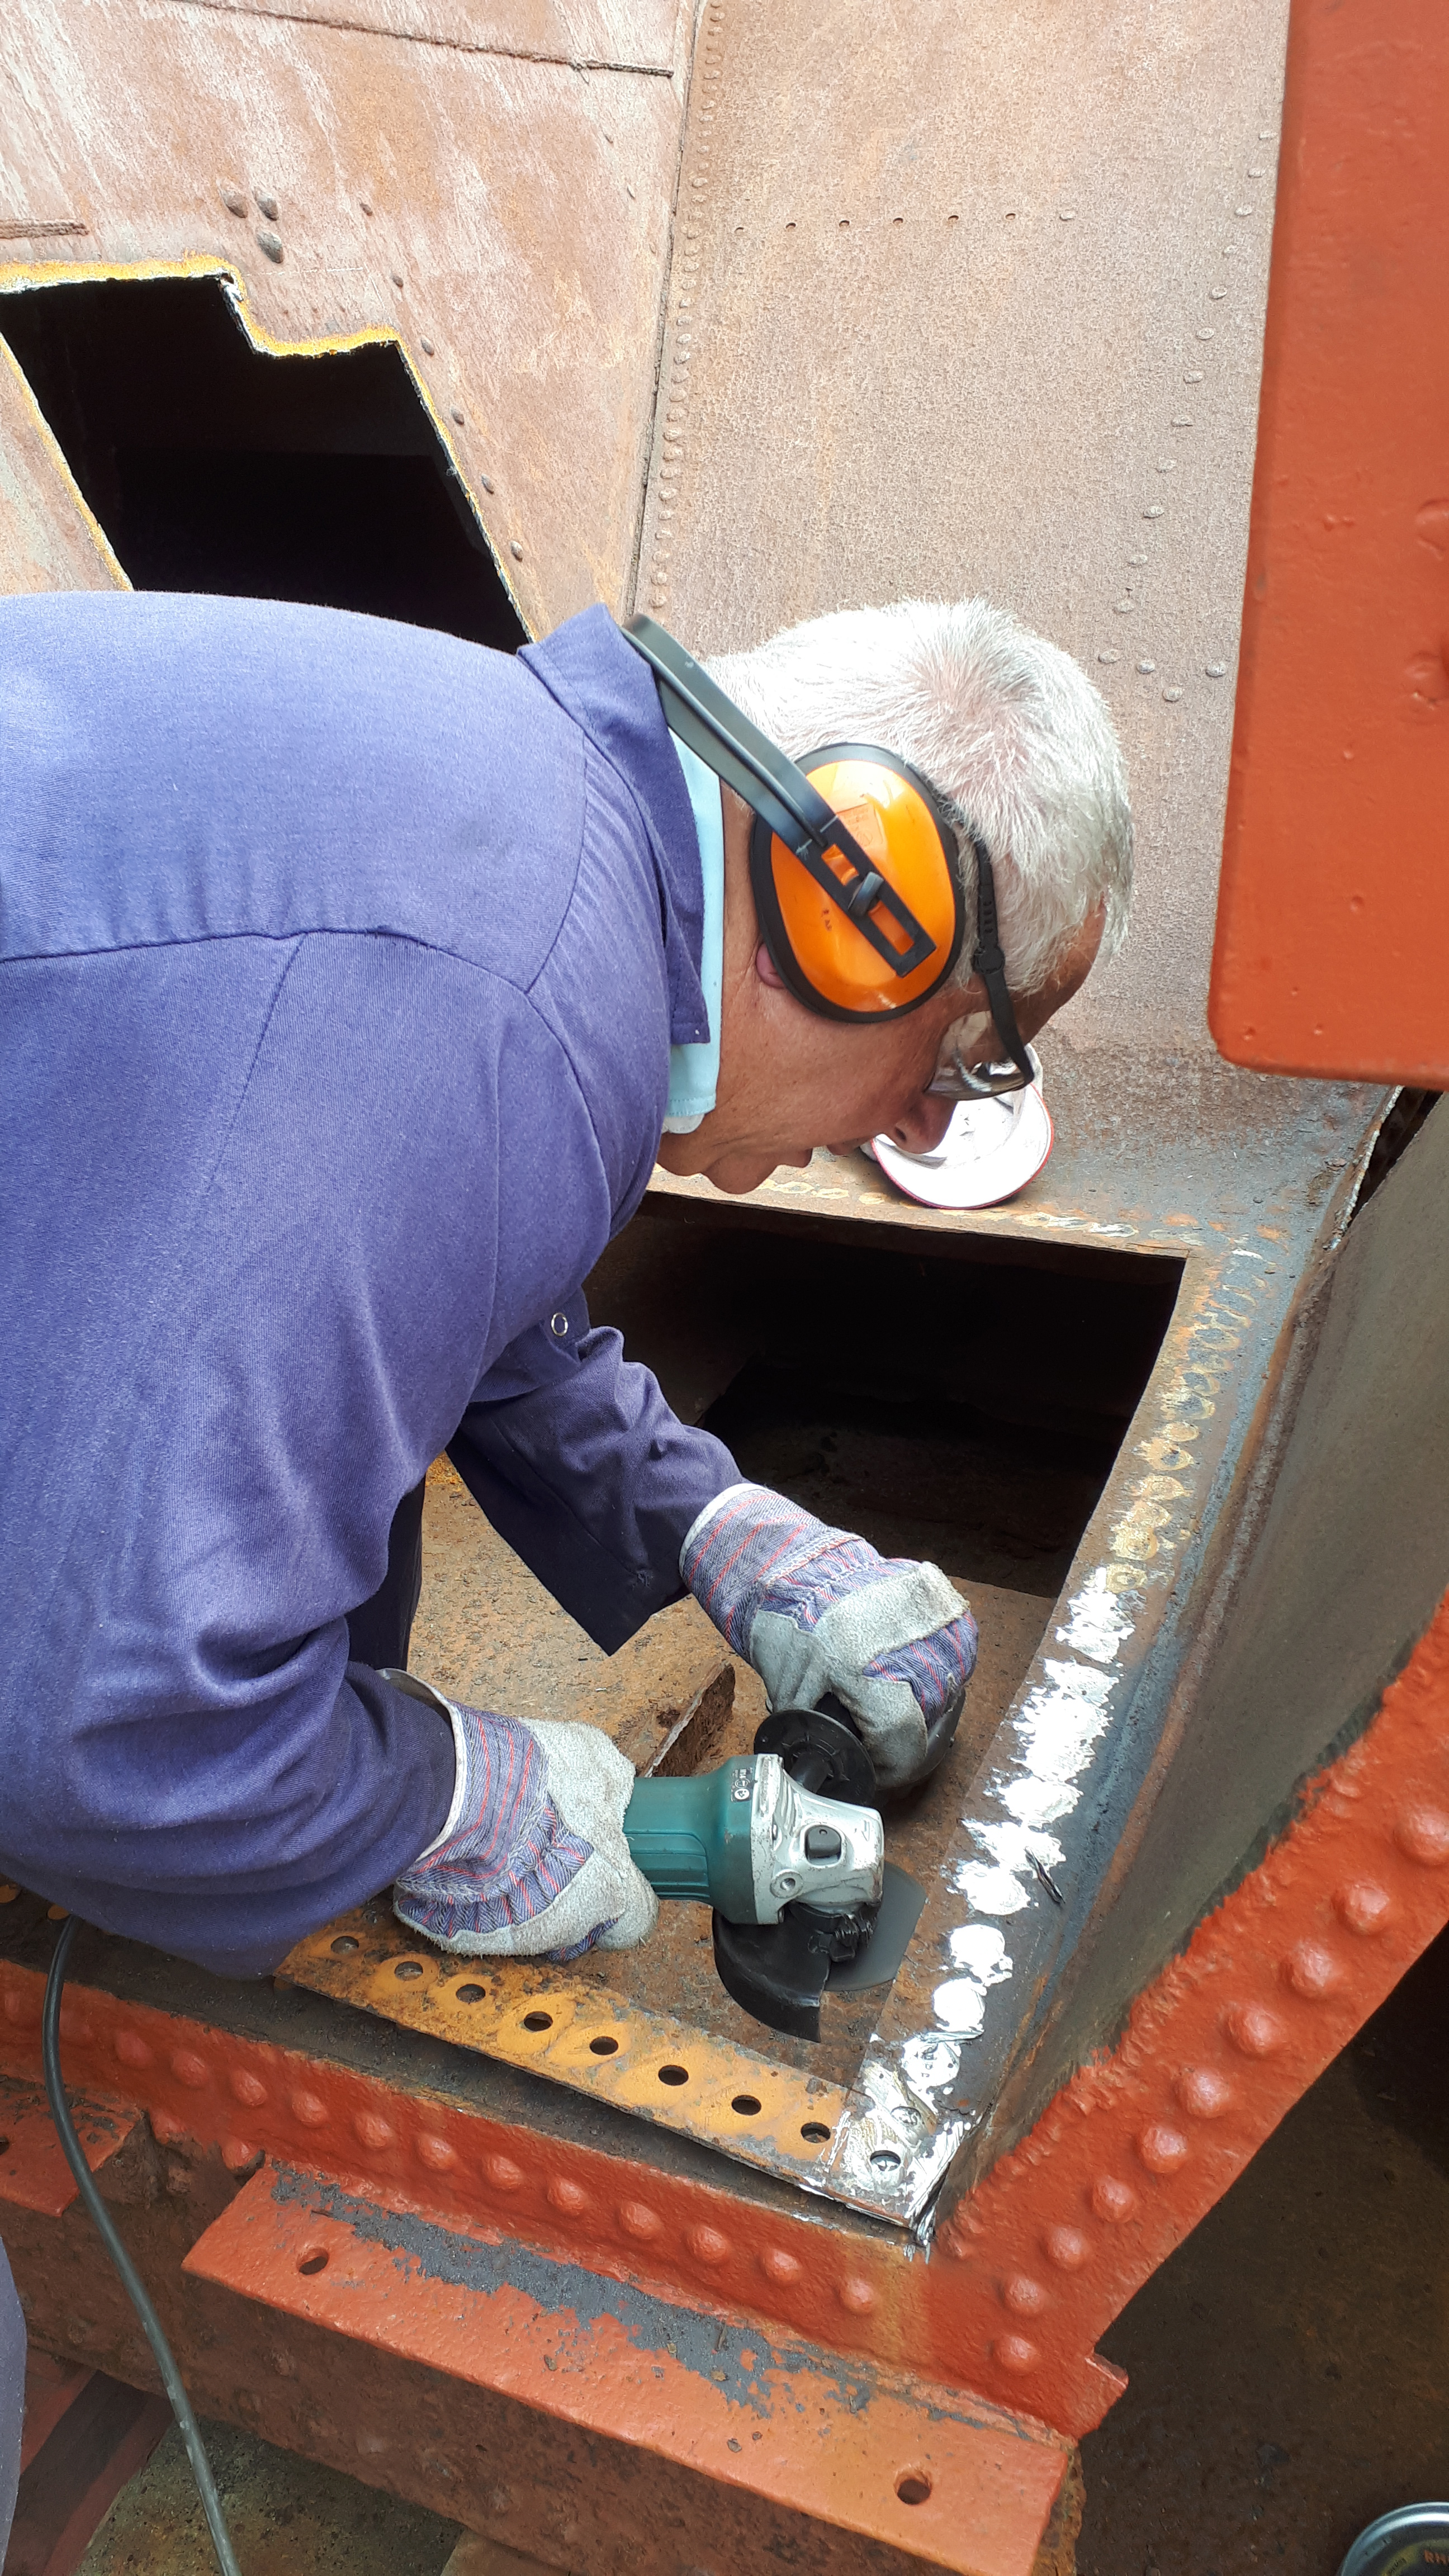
[449,1291,741,1652]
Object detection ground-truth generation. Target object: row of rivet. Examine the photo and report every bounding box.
[1095,130,1277,697]
[644,0,725,617]
[969,1816,1449,2377]
[0,1977,887,2323]
[0,1996,874,2314]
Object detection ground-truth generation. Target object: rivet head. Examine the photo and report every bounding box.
[837,2276,875,2313]
[115,2029,153,2068]
[547,2176,589,2215]
[230,2069,268,2107]
[254,192,278,220]
[419,337,434,354]
[416,2133,457,2172]
[483,2153,524,2191]
[1284,1939,1344,1997]
[291,2090,329,2128]
[221,2137,257,2172]
[220,184,248,217]
[686,2225,731,2265]
[171,2050,210,2089]
[1394,1809,1449,1867]
[451,406,466,424]
[510,541,525,561]
[256,230,284,264]
[1091,2176,1137,2223]
[617,2200,662,2239]
[993,2334,1040,2373]
[1175,2067,1234,2119]
[390,268,404,287]
[354,2111,394,2149]
[1333,1881,1393,1936]
[151,2108,187,2146]
[1002,2274,1048,2315]
[1223,2004,1287,2057]
[1135,2123,1190,2174]
[759,2247,802,2284]
[1043,2225,1090,2270]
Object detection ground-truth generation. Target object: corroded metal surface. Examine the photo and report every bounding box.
[184,2158,1073,2576]
[0,332,124,592]
[637,0,1290,1057]
[280,1901,856,2202]
[184,0,680,71]
[0,0,690,626]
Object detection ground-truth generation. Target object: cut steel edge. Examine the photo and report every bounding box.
[279,1904,856,2197]
[0,253,520,623]
[183,2156,1073,2576]
[931,1587,1449,2431]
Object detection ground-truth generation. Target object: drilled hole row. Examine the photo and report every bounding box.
[359,1953,831,2141]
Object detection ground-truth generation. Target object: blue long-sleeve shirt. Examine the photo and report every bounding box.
[0,592,737,1974]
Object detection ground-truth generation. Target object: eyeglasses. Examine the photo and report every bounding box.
[925,837,1036,1100]
[927,1049,1034,1103]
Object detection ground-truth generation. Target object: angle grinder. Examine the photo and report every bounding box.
[624,1688,963,2040]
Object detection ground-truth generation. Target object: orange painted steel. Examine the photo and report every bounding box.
[932,1590,1449,2430]
[6,1593,1449,2460]
[0,2068,137,2217]
[184,2161,1072,2576]
[1210,0,1449,1083]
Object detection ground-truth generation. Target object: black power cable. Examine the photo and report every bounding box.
[42,1914,243,2576]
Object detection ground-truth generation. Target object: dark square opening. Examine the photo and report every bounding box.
[1,273,524,648]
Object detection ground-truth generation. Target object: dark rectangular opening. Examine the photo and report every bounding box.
[562,1194,1183,2073]
[587,1197,1183,1606]
[0,274,525,649]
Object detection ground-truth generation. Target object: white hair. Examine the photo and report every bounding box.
[704,598,1133,996]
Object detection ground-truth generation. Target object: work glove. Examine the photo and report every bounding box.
[682,1483,977,1793]
[392,1689,658,1961]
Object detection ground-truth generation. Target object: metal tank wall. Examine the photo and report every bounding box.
[3,3,1448,2566]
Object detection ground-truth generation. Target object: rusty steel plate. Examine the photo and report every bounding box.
[183,0,681,72]
[0,0,688,629]
[280,1904,857,2201]
[637,0,1290,1059]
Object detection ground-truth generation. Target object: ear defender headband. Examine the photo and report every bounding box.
[623,614,965,1024]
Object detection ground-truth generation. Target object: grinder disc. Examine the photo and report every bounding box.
[712,1865,926,2040]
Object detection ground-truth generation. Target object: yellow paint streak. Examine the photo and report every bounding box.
[283,1907,847,2187]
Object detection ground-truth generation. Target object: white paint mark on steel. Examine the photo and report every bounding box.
[1057,1565,1138,1665]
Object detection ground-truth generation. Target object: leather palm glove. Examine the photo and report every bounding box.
[391,1682,657,1960]
[682,1483,977,1792]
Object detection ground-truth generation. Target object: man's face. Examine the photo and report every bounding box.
[655,790,1104,1198]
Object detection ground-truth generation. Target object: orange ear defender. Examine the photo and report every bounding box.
[622,615,966,1022]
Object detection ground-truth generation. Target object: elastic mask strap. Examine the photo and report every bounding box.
[969,839,1035,1082]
